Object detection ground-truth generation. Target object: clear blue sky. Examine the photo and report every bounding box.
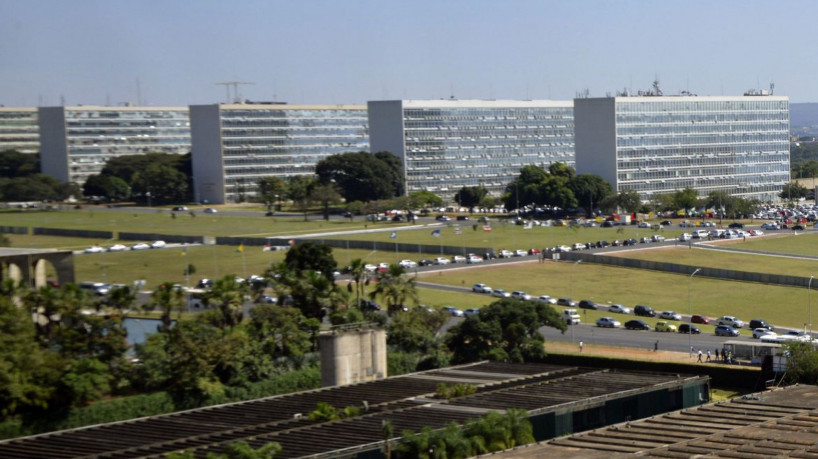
[1,0,815,107]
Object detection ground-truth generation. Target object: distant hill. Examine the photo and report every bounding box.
[791,103,818,132]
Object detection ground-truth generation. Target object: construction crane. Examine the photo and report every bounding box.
[215,81,256,104]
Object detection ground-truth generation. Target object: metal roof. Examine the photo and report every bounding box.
[0,362,705,459]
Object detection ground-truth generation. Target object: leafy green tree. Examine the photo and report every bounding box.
[132,163,189,204]
[780,181,809,201]
[248,305,319,358]
[445,299,565,364]
[569,174,613,216]
[0,150,40,178]
[102,152,191,187]
[408,191,443,209]
[369,264,419,314]
[548,162,576,180]
[453,186,489,212]
[672,187,700,212]
[343,258,368,309]
[387,308,446,354]
[203,276,247,334]
[60,358,112,407]
[784,342,818,384]
[310,182,342,221]
[0,174,66,201]
[600,188,642,214]
[165,441,283,459]
[82,174,131,201]
[268,262,345,320]
[145,282,186,332]
[315,151,403,202]
[286,175,314,221]
[256,176,287,212]
[283,242,338,282]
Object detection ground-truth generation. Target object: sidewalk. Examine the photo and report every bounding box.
[547,341,723,365]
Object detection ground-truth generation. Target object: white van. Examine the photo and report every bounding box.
[562,309,581,325]
[692,230,709,239]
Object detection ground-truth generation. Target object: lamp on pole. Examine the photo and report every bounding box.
[688,268,701,356]
[571,259,582,299]
[807,276,815,339]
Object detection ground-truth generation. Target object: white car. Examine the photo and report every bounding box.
[364,264,377,273]
[596,317,622,328]
[572,243,585,251]
[433,257,451,265]
[472,283,493,293]
[659,311,682,321]
[511,291,532,301]
[466,255,483,264]
[452,255,467,263]
[150,240,166,249]
[554,245,572,252]
[651,235,666,242]
[638,221,651,228]
[492,289,511,298]
[463,308,481,317]
[608,304,631,314]
[131,243,150,250]
[749,229,764,236]
[678,233,692,242]
[107,244,127,252]
[753,328,776,339]
[204,207,218,214]
[498,250,514,258]
[718,315,745,328]
[84,246,104,253]
[398,259,418,269]
[514,249,528,257]
[443,306,463,317]
[537,295,557,304]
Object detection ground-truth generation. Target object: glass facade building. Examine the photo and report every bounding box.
[368,100,574,198]
[0,107,39,154]
[575,96,790,202]
[190,104,369,204]
[39,106,190,185]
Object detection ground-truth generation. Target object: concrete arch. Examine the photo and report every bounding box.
[0,249,75,289]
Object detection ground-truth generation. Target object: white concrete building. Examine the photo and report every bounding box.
[190,104,369,204]
[39,106,190,185]
[368,99,574,198]
[0,107,39,154]
[574,95,790,202]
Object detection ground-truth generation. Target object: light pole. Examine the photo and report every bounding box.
[688,268,701,356]
[571,260,582,299]
[807,276,815,339]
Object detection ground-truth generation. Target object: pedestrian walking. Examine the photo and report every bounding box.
[654,340,658,352]
[706,349,712,362]
[579,341,584,353]
[697,349,703,363]
[715,348,719,360]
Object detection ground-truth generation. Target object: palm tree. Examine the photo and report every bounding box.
[107,285,136,315]
[344,258,368,309]
[369,264,419,314]
[204,275,246,333]
[146,281,186,332]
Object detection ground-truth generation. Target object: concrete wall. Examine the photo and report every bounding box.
[33,227,113,239]
[367,101,407,191]
[190,104,225,204]
[319,328,387,387]
[0,226,28,235]
[216,236,494,258]
[119,232,204,244]
[574,98,617,190]
[38,107,69,183]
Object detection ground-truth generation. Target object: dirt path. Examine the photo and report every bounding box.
[548,341,723,365]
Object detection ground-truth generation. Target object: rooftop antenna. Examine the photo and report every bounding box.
[215,81,256,104]
[136,78,143,106]
[652,78,663,96]
[450,83,455,100]
[769,82,775,95]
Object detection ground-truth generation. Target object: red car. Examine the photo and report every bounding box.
[528,248,542,255]
[691,314,710,324]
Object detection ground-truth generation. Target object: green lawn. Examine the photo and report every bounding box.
[416,261,816,330]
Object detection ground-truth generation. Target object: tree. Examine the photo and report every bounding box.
[408,191,443,209]
[453,186,489,212]
[83,174,131,201]
[315,151,403,202]
[202,276,247,334]
[387,307,446,354]
[286,175,314,221]
[672,187,699,213]
[0,174,66,201]
[0,150,39,178]
[569,174,613,217]
[267,262,344,320]
[343,258,368,309]
[445,299,565,364]
[780,181,809,201]
[600,188,641,214]
[784,342,818,384]
[248,305,319,359]
[310,182,342,221]
[166,441,282,459]
[102,153,191,185]
[369,264,419,313]
[132,163,189,204]
[145,282,186,332]
[283,242,338,282]
[256,176,287,212]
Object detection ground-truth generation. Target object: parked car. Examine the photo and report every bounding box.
[442,306,463,317]
[456,215,470,221]
[749,319,774,331]
[717,315,745,328]
[398,259,418,269]
[84,246,105,253]
[715,325,740,337]
[463,308,480,317]
[596,317,621,328]
[491,289,511,298]
[528,248,542,255]
[651,234,666,242]
[753,328,776,339]
[204,207,218,214]
[537,295,557,304]
[451,255,467,263]
[472,283,493,293]
[360,300,381,311]
[625,319,651,330]
[634,305,655,317]
[655,321,677,332]
[728,222,744,229]
[761,222,779,230]
[608,304,631,314]
[748,229,764,236]
[511,291,532,301]
[418,259,434,266]
[498,249,514,258]
[150,240,166,249]
[107,244,127,252]
[433,257,451,265]
[466,255,484,264]
[793,224,806,231]
[131,243,150,250]
[659,311,682,321]
[578,300,598,310]
[435,215,452,221]
[691,314,710,324]
[678,233,692,242]
[557,298,576,306]
[678,324,701,334]
[172,206,188,211]
[514,249,528,257]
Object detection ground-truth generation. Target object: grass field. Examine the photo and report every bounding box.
[609,234,818,277]
[416,260,816,331]
[0,209,386,237]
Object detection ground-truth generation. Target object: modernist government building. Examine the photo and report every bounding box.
[0,88,790,204]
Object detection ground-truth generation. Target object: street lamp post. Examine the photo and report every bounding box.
[809,276,815,336]
[571,259,582,299]
[688,268,701,356]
